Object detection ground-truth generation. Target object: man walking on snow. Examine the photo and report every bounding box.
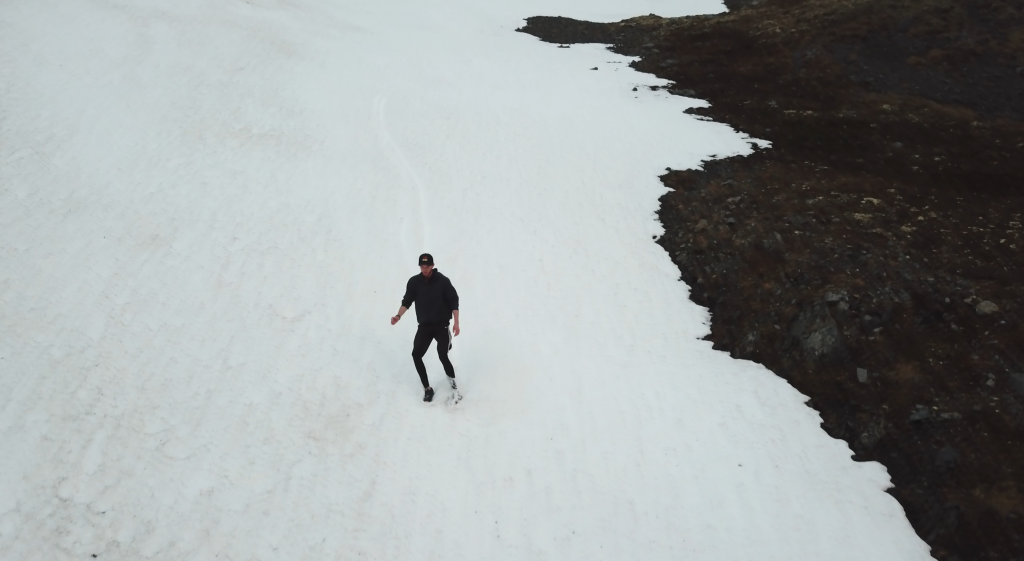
[391,253,461,403]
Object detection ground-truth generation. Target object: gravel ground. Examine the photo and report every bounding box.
[521,1,1024,559]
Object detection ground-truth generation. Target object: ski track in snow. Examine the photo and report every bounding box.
[375,94,430,254]
[0,0,931,559]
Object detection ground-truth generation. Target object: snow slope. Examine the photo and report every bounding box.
[0,0,932,559]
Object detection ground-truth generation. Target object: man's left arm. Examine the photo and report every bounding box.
[447,280,460,336]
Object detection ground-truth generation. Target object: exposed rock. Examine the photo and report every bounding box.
[825,291,848,303]
[760,231,784,252]
[694,219,708,231]
[975,300,999,315]
[790,302,844,360]
[857,367,868,383]
[909,405,932,422]
[858,417,886,448]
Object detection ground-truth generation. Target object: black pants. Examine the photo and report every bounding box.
[412,324,455,388]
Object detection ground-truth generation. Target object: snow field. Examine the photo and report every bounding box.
[0,0,932,559]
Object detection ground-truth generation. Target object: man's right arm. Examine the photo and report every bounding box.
[392,279,415,325]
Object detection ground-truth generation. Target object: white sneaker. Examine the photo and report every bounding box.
[447,377,462,405]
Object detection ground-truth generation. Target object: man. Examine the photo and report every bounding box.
[391,253,461,403]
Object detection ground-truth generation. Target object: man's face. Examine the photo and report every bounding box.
[420,264,433,276]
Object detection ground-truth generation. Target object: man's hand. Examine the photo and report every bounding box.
[453,322,460,336]
[391,315,401,325]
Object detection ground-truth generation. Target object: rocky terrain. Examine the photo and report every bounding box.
[520,1,1023,559]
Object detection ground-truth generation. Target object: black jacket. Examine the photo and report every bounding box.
[402,270,459,326]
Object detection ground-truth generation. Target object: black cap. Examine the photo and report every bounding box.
[418,253,434,266]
